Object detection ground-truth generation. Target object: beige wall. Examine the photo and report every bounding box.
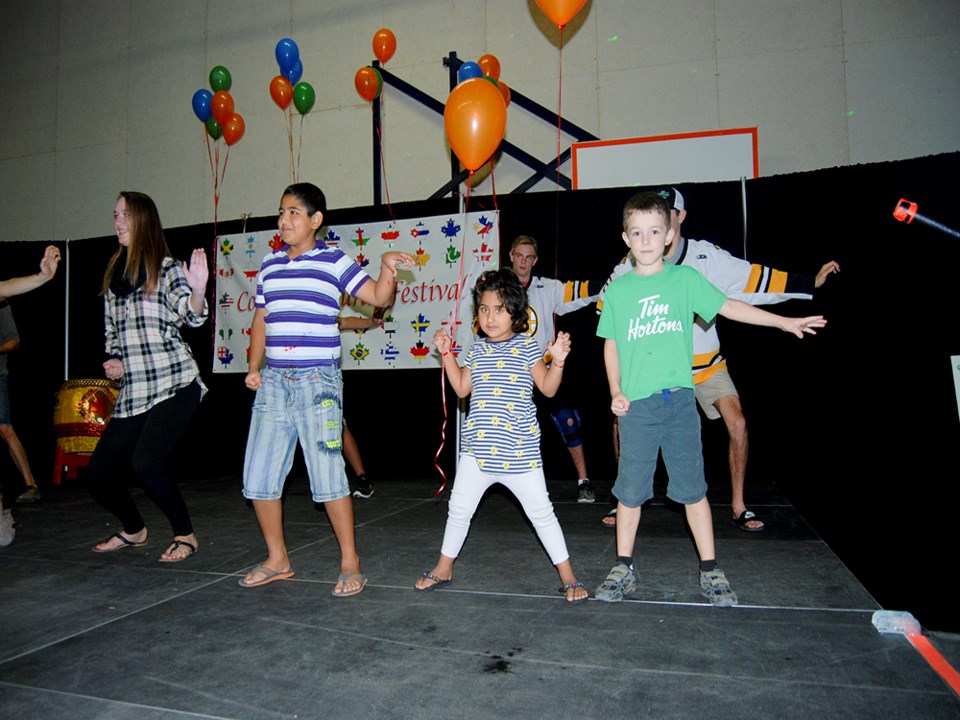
[1,0,957,242]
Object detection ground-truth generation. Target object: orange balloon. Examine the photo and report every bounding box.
[444,78,507,172]
[498,80,511,108]
[535,0,588,28]
[211,90,234,125]
[269,75,293,110]
[222,113,245,146]
[477,54,501,80]
[354,67,383,102]
[372,28,397,64]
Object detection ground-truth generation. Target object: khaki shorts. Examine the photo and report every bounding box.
[694,369,739,421]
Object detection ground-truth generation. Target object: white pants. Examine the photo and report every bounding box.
[440,455,570,565]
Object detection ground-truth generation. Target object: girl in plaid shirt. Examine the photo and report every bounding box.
[88,192,209,563]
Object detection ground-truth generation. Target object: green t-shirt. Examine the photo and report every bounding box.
[597,263,726,401]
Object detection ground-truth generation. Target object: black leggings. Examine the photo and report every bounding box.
[87,382,200,537]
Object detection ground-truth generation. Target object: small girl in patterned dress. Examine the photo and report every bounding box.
[414,269,588,603]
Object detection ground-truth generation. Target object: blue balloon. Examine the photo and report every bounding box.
[191,89,212,122]
[458,61,483,84]
[285,59,303,86]
[275,38,300,74]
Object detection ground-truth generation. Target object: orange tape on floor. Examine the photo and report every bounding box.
[907,632,960,696]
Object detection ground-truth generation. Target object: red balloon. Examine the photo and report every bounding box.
[372,28,397,64]
[269,75,293,110]
[211,90,235,125]
[477,54,501,81]
[354,67,383,102]
[222,113,245,146]
[535,0,588,28]
[498,80,511,108]
[444,78,506,172]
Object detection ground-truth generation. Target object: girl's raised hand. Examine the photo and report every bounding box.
[183,248,209,292]
[432,328,452,354]
[547,331,572,365]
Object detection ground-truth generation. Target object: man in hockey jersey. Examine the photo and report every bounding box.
[509,235,600,503]
[600,188,839,531]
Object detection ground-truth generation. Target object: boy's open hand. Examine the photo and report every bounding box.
[547,331,571,365]
[782,315,827,338]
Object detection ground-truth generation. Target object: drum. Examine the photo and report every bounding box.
[52,379,120,453]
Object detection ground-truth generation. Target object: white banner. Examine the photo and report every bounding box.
[213,211,499,372]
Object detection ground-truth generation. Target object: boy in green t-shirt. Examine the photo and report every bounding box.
[595,192,826,605]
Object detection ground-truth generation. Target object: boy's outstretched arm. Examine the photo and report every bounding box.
[718,299,827,338]
[432,329,472,398]
[245,308,267,389]
[604,338,630,416]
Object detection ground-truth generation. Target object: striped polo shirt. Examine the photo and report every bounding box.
[256,245,371,368]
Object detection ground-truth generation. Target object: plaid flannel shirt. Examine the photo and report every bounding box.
[105,257,208,418]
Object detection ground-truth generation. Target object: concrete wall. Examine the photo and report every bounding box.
[1,0,957,242]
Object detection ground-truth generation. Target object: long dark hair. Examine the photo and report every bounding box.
[472,268,529,334]
[100,191,171,295]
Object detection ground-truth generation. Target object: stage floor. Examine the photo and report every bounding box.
[1,475,958,719]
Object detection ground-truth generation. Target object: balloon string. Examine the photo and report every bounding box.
[556,26,564,187]
[204,128,215,185]
[213,141,221,242]
[432,373,449,496]
[296,114,304,183]
[433,171,473,495]
[220,145,231,194]
[375,114,394,220]
[490,157,499,212]
[287,107,295,182]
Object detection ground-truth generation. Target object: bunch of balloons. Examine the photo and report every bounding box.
[458,53,511,109]
[354,29,395,103]
[191,65,245,146]
[444,54,508,173]
[271,38,315,114]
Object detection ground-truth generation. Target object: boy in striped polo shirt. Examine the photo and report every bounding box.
[239,183,412,596]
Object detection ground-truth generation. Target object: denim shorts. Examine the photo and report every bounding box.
[243,365,349,503]
[612,388,707,507]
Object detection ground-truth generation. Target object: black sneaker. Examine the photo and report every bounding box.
[15,487,41,503]
[577,480,595,503]
[352,475,374,499]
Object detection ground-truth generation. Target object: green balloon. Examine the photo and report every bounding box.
[293,81,316,114]
[482,76,499,89]
[206,116,222,140]
[209,65,232,92]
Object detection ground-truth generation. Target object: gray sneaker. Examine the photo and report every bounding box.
[700,568,738,607]
[0,509,15,548]
[577,480,596,503]
[594,562,636,602]
[15,486,41,504]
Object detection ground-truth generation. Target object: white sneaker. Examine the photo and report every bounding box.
[0,509,15,548]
